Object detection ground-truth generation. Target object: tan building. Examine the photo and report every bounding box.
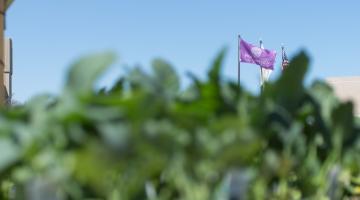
[326,77,360,116]
[4,37,12,103]
[0,0,14,105]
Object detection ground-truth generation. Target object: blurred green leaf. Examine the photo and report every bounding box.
[0,140,19,172]
[265,51,310,111]
[152,59,180,99]
[208,48,226,84]
[65,52,116,95]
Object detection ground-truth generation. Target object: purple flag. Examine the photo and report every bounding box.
[239,39,276,69]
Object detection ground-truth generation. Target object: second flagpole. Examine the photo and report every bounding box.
[259,39,264,92]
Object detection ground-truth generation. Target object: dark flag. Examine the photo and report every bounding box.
[281,46,289,70]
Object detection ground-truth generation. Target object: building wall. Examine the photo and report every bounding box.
[326,77,360,116]
[4,38,12,104]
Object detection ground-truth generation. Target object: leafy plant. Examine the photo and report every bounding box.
[0,50,359,200]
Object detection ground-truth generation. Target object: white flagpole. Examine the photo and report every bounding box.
[259,39,273,91]
[259,39,264,91]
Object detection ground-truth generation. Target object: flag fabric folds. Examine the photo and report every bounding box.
[239,39,276,69]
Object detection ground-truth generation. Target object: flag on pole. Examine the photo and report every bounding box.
[282,46,289,70]
[259,41,272,86]
[240,39,276,69]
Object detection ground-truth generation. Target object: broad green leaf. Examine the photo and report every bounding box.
[208,48,226,84]
[0,139,19,171]
[265,51,310,111]
[309,81,339,124]
[331,102,356,150]
[152,58,180,99]
[65,52,116,95]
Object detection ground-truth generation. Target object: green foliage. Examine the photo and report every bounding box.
[0,49,360,200]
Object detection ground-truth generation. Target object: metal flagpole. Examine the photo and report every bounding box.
[259,39,264,92]
[281,44,284,71]
[238,35,241,89]
[0,0,5,105]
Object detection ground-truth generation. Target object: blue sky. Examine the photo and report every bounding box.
[6,1,360,101]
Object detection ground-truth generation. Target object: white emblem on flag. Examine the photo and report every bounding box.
[251,47,262,58]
